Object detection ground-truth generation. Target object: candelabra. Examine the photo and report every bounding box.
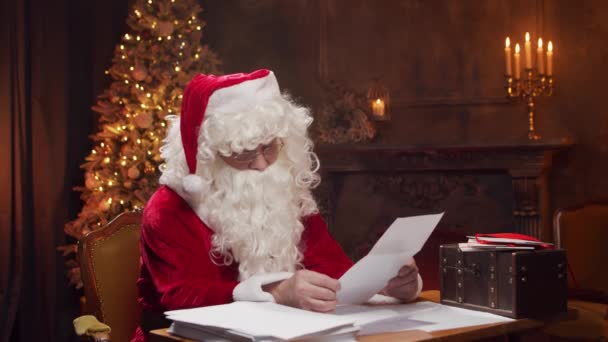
[505,71,553,140]
[504,33,554,140]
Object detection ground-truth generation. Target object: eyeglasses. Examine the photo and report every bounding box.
[225,139,284,164]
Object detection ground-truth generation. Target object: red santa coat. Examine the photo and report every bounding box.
[131,186,353,341]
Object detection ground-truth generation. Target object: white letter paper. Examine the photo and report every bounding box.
[336,213,444,304]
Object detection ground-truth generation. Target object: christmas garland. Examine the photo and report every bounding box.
[312,81,377,144]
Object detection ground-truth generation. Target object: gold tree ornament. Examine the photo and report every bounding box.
[157,21,174,37]
[84,178,98,190]
[134,112,154,129]
[127,166,141,179]
[61,0,222,288]
[132,63,148,81]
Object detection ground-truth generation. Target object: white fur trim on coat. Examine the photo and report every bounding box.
[233,272,293,302]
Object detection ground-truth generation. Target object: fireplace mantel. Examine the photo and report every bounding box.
[315,140,573,243]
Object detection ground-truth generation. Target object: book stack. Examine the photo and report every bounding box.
[458,233,553,251]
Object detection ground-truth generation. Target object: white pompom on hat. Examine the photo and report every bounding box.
[179,69,281,194]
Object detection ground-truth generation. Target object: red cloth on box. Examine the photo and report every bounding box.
[131,186,353,342]
[474,233,554,248]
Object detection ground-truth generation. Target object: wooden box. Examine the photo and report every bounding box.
[439,244,568,318]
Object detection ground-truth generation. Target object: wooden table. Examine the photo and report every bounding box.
[149,290,545,341]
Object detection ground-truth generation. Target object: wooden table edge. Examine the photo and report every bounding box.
[151,318,544,342]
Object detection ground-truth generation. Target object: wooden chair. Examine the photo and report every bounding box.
[554,201,608,301]
[542,201,608,340]
[76,211,142,342]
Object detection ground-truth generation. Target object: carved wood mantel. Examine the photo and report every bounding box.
[315,140,573,243]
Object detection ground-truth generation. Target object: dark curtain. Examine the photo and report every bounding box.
[0,0,76,340]
[0,0,129,341]
[0,0,30,339]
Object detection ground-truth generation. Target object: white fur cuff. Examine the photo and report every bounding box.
[233,272,293,302]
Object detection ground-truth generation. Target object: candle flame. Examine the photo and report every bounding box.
[548,41,553,52]
[538,38,543,48]
[515,43,520,53]
[505,37,510,48]
[376,98,382,104]
[525,32,530,42]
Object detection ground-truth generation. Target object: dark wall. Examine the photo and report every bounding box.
[545,0,608,206]
[199,0,608,212]
[201,1,322,103]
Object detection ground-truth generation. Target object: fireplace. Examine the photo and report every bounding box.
[314,141,571,289]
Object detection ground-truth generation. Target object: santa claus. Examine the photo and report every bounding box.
[132,69,422,341]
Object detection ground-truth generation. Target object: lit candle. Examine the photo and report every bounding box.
[547,41,553,76]
[504,37,512,76]
[524,32,532,69]
[537,38,545,74]
[372,98,385,117]
[514,43,521,79]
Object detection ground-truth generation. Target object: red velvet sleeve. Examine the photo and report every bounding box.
[140,207,239,310]
[301,213,354,279]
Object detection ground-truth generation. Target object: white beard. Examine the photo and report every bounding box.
[195,159,306,280]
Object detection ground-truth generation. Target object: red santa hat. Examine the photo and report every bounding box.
[179,69,281,193]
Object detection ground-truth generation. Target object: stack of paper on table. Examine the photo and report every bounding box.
[166,301,359,341]
[166,299,514,341]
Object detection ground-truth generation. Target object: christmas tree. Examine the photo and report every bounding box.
[61,0,221,287]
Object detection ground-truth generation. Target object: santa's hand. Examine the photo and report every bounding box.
[380,260,421,302]
[263,269,340,312]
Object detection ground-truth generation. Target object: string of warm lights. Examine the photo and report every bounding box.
[63,0,222,245]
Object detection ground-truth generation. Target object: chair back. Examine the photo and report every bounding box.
[554,201,608,298]
[79,211,142,342]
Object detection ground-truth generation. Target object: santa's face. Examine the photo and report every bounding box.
[195,148,305,280]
